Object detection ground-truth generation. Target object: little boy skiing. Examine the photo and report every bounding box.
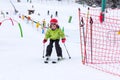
[43,18,66,61]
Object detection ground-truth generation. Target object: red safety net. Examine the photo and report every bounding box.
[79,7,120,77]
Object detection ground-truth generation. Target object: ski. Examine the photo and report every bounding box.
[52,61,57,64]
[44,60,56,64]
[44,60,49,63]
[51,58,65,64]
[44,60,57,64]
[44,57,50,63]
[44,58,65,64]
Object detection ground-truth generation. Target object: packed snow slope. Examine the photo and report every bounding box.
[0,0,120,80]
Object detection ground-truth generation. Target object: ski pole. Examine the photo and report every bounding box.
[42,44,45,58]
[90,17,93,63]
[63,43,71,59]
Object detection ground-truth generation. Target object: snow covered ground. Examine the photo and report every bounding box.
[0,0,120,80]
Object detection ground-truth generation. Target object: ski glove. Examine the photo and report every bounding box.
[0,22,2,26]
[62,38,66,43]
[43,39,47,43]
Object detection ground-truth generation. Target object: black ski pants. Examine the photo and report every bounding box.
[45,39,62,57]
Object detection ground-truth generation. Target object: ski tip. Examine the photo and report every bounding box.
[44,61,48,63]
[52,61,57,64]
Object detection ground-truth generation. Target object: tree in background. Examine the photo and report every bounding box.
[75,0,120,8]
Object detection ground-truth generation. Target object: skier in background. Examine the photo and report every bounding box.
[42,19,46,28]
[55,11,58,17]
[47,10,50,15]
[43,18,66,61]
[50,14,53,19]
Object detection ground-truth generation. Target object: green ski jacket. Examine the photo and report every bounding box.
[45,28,65,40]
